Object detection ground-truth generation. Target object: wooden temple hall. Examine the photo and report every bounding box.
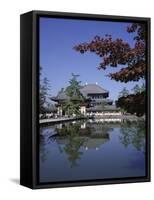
[51,83,121,117]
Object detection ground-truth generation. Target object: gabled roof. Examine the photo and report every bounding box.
[56,90,68,100]
[80,84,108,97]
[51,84,109,101]
[51,89,69,101]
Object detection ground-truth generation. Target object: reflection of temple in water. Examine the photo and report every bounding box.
[49,121,111,151]
[48,121,110,167]
[40,120,145,168]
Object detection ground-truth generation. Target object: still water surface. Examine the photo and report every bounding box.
[39,119,145,183]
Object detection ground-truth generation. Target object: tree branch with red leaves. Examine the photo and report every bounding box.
[74,23,146,83]
[74,23,146,116]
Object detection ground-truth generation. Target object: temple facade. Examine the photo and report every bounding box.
[51,83,121,117]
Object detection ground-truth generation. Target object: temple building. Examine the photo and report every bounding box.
[51,83,121,117]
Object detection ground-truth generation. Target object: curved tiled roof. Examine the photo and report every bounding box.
[56,90,68,100]
[51,84,109,101]
[80,84,108,97]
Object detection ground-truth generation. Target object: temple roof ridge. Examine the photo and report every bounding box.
[80,83,109,95]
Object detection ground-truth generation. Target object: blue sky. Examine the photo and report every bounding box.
[39,17,144,101]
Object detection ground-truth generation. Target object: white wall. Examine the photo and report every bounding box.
[0,0,153,199]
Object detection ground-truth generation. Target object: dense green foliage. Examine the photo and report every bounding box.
[64,74,85,116]
[116,91,145,117]
[39,66,51,113]
[117,84,145,116]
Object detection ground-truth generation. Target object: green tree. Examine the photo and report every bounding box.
[64,74,84,116]
[116,91,145,116]
[140,83,145,92]
[118,87,129,98]
[40,76,51,113]
[116,84,145,116]
[65,74,83,100]
[132,84,141,94]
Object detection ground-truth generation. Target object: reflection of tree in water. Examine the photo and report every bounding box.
[56,123,86,167]
[64,136,84,167]
[50,121,110,167]
[119,120,145,151]
[40,127,50,162]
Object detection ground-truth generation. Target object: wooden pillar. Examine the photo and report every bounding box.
[80,106,86,115]
[57,106,62,116]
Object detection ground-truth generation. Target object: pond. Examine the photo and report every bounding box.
[39,119,146,183]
